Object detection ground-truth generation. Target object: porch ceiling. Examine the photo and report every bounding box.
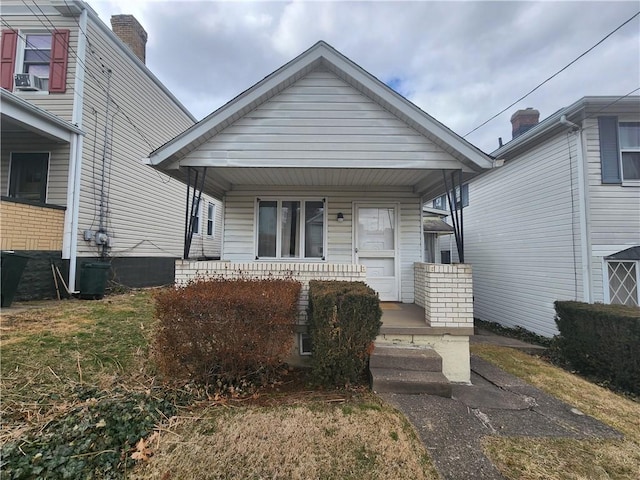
[168,166,469,201]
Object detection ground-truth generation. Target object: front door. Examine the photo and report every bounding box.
[354,204,399,301]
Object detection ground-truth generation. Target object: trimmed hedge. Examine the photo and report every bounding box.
[154,278,301,388]
[307,280,382,386]
[554,301,640,394]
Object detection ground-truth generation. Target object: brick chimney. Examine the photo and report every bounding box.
[110,15,147,64]
[510,108,540,139]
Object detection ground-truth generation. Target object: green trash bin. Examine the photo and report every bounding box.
[1,251,30,307]
[79,262,111,300]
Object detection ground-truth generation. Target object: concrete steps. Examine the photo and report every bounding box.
[370,345,452,397]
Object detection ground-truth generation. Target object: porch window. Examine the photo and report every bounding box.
[8,152,49,203]
[607,261,639,307]
[256,198,325,259]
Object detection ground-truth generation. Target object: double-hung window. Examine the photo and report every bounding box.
[0,29,69,93]
[256,198,325,260]
[8,152,49,203]
[619,122,640,181]
[21,33,52,90]
[192,199,201,235]
[207,202,215,237]
[599,117,640,184]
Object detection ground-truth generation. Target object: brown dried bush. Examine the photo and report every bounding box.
[154,278,301,388]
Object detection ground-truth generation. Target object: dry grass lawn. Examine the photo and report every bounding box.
[472,344,640,480]
[1,291,438,479]
[132,401,437,480]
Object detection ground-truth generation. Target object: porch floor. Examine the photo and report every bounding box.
[379,303,474,336]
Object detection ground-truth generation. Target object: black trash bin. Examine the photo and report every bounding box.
[79,262,111,300]
[1,251,30,307]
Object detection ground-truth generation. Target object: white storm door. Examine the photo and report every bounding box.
[355,204,399,301]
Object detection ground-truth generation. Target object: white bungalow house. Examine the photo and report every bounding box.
[145,41,494,382]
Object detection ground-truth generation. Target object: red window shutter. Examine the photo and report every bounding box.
[1,30,18,90]
[49,29,69,93]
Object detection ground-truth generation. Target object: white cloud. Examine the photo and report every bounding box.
[86,0,640,152]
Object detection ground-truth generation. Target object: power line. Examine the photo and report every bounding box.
[464,10,640,138]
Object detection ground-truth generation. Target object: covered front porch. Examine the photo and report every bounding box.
[175,259,474,382]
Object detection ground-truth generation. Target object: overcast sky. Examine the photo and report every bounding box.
[86,0,639,153]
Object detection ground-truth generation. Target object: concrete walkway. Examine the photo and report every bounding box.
[470,327,548,355]
[381,354,622,480]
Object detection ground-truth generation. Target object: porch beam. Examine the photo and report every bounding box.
[173,156,471,171]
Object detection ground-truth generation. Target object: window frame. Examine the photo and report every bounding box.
[192,198,202,235]
[605,259,640,307]
[7,152,50,203]
[15,30,52,93]
[433,184,469,210]
[254,197,327,261]
[299,333,312,356]
[619,122,640,184]
[206,202,215,237]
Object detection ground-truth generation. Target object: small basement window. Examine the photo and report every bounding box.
[299,333,312,355]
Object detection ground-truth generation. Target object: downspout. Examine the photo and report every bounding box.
[560,114,592,302]
[64,6,88,292]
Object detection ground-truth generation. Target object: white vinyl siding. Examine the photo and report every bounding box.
[223,186,421,303]
[461,132,583,337]
[74,19,221,259]
[585,116,640,302]
[181,69,458,168]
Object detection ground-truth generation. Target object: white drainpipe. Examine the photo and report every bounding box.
[65,7,88,292]
[560,115,592,302]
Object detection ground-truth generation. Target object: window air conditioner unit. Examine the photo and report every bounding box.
[14,73,44,91]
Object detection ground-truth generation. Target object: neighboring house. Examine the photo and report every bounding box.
[422,206,453,263]
[438,97,640,337]
[1,0,221,299]
[145,41,494,381]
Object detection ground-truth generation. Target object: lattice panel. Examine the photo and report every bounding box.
[608,261,638,307]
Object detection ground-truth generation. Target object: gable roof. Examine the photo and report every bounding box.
[491,95,640,159]
[146,41,493,171]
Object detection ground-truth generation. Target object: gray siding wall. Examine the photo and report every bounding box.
[584,116,640,302]
[224,186,422,303]
[461,132,584,337]
[75,19,221,259]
